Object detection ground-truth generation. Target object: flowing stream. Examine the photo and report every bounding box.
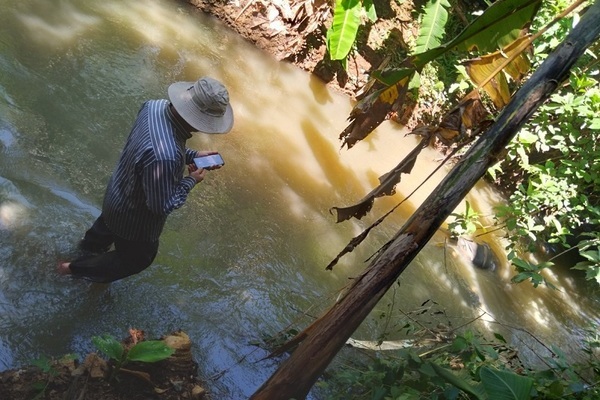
[0,0,598,398]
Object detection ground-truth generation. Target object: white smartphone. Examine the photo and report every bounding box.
[193,153,225,170]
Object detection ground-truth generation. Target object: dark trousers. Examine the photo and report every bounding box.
[69,214,159,283]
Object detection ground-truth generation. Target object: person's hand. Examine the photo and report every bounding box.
[188,163,208,184]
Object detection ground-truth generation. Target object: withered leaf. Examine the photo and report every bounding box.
[340,77,411,149]
[326,228,373,270]
[463,35,533,109]
[330,199,375,223]
[330,136,429,222]
[435,90,489,144]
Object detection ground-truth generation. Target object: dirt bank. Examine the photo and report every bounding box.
[187,0,417,96]
[0,331,208,400]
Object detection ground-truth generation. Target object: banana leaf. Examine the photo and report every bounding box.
[331,135,429,222]
[327,0,362,61]
[339,72,413,149]
[480,366,533,400]
[414,0,451,53]
[341,0,542,149]
[332,90,490,224]
[464,35,533,108]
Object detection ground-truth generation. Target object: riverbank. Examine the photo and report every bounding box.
[0,331,208,399]
[187,0,416,97]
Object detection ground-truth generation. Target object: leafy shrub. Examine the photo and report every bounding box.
[491,0,600,285]
[92,334,174,380]
[318,328,599,399]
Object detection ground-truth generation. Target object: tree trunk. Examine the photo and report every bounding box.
[250,2,600,399]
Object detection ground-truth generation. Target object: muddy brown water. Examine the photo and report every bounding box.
[0,0,598,398]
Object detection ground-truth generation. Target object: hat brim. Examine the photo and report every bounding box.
[168,81,234,134]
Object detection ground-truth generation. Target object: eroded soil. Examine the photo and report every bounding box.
[188,0,417,96]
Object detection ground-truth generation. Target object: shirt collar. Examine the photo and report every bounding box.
[166,102,193,141]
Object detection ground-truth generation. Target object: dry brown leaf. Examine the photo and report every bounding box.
[330,136,429,222]
[340,77,411,149]
[434,90,489,144]
[463,35,533,108]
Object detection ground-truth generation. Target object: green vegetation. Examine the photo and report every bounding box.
[317,302,599,400]
[318,326,599,399]
[327,0,377,63]
[492,0,600,286]
[30,354,77,399]
[91,334,174,381]
[413,0,451,54]
[414,0,600,287]
[448,201,486,240]
[326,0,452,63]
[331,0,599,286]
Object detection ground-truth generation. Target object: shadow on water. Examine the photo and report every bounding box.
[0,0,598,398]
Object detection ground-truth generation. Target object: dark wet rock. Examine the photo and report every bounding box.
[457,238,499,271]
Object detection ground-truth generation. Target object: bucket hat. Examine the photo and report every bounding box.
[168,77,234,134]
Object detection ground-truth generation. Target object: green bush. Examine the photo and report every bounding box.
[92,334,174,380]
[491,0,600,285]
[318,328,599,399]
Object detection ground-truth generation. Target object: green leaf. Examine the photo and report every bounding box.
[127,340,175,363]
[327,0,362,61]
[518,130,538,144]
[373,68,414,87]
[573,261,600,283]
[451,0,542,53]
[480,366,533,400]
[512,272,532,283]
[31,356,52,373]
[92,335,124,361]
[589,117,600,130]
[430,363,486,399]
[494,332,507,343]
[580,249,600,263]
[363,0,377,22]
[371,386,387,400]
[451,335,468,351]
[414,0,450,53]
[410,0,542,68]
[512,258,535,271]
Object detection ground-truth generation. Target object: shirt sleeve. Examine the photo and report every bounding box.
[185,148,199,165]
[142,159,196,216]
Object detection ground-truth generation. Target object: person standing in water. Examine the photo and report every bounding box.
[58,77,234,283]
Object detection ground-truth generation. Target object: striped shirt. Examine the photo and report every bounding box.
[102,99,198,242]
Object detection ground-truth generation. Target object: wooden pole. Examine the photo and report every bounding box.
[250,2,600,398]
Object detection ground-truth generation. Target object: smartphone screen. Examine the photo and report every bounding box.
[193,154,225,169]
